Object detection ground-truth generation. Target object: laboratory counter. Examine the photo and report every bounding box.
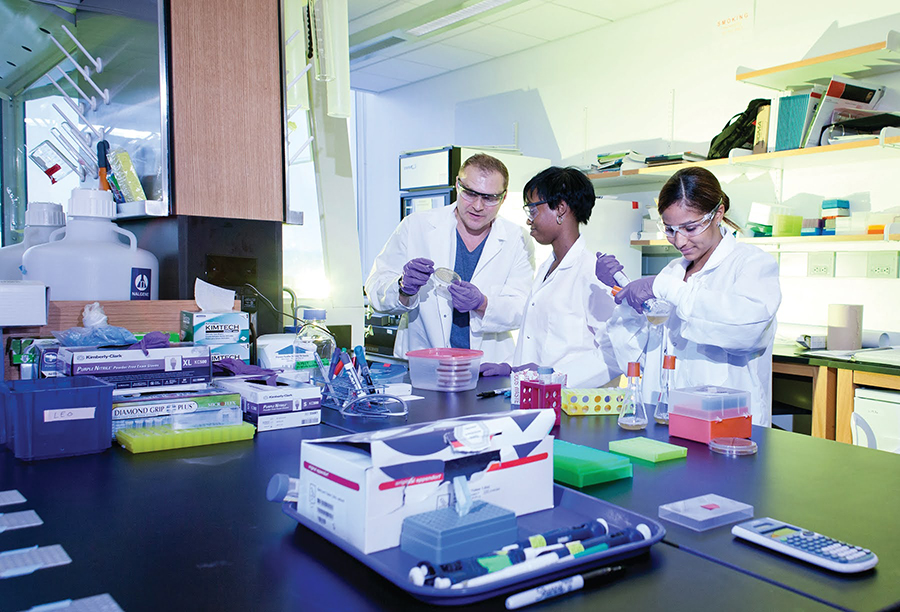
[0,379,897,611]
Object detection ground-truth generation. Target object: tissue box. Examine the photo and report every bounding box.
[208,343,251,364]
[57,345,212,395]
[180,311,250,344]
[299,410,555,554]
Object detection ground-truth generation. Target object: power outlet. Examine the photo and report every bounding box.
[867,252,899,278]
[807,252,834,277]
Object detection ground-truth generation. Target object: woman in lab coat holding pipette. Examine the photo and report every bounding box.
[480,167,621,387]
[595,166,781,426]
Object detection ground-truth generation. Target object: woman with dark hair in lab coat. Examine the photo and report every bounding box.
[596,166,781,426]
[480,167,621,387]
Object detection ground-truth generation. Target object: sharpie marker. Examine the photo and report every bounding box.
[505,565,626,610]
[477,387,511,399]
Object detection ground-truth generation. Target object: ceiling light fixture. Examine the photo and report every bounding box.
[406,0,516,37]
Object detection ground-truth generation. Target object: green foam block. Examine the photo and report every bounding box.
[608,437,687,463]
[553,439,633,488]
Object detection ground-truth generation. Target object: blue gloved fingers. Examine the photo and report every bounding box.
[448,280,485,313]
[406,257,435,274]
[480,362,512,377]
[401,258,435,295]
[511,362,540,372]
[617,276,656,314]
[595,253,624,288]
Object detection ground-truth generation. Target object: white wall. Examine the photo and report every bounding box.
[356,0,900,333]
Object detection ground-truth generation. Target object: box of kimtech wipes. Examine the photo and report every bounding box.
[180,311,250,344]
[298,410,555,554]
[208,343,251,364]
[57,344,211,395]
[111,389,242,440]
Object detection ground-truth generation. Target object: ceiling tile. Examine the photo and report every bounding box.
[349,0,397,21]
[439,24,544,58]
[491,3,609,40]
[349,68,412,92]
[360,57,450,80]
[398,42,493,71]
[349,1,419,35]
[551,0,675,21]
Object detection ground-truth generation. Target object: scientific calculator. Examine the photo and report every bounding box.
[732,518,878,573]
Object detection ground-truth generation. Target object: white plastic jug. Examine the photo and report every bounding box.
[0,202,65,280]
[22,189,159,301]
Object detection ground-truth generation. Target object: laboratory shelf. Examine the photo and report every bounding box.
[735,31,900,91]
[632,234,900,248]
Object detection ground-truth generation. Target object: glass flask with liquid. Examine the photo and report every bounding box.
[654,355,676,425]
[618,361,648,431]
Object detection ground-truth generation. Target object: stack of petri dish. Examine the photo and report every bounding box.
[406,348,483,392]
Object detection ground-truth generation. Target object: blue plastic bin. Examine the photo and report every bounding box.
[6,376,114,461]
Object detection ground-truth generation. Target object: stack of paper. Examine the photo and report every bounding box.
[594,150,646,172]
[802,76,885,148]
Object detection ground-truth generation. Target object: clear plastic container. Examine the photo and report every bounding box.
[293,309,337,375]
[0,202,65,281]
[658,494,754,532]
[406,348,483,392]
[669,386,750,420]
[5,376,114,461]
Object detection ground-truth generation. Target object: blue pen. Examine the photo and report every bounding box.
[328,346,342,379]
[353,345,377,393]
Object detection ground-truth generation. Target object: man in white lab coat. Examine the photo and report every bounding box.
[365,154,534,362]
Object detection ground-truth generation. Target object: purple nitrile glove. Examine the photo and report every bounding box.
[400,258,434,296]
[129,330,171,356]
[448,280,485,313]
[213,358,281,386]
[595,253,624,288]
[614,276,656,313]
[512,363,540,372]
[480,362,511,377]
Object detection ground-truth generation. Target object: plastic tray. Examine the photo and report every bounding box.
[283,484,665,606]
[608,437,687,463]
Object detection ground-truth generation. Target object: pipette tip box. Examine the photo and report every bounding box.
[400,501,517,564]
[561,388,626,416]
[553,439,632,488]
[608,437,687,463]
[115,422,256,454]
[658,494,753,531]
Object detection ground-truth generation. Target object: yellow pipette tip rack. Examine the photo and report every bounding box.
[115,422,256,453]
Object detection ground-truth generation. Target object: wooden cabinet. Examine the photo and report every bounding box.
[168,0,284,221]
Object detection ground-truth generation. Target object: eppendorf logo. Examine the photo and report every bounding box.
[131,267,151,300]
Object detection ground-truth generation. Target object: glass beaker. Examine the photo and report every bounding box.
[654,355,676,425]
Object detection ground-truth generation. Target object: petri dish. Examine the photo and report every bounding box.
[709,437,758,456]
[433,267,460,298]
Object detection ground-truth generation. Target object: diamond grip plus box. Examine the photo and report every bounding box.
[180,311,250,344]
[56,345,212,395]
[298,410,555,554]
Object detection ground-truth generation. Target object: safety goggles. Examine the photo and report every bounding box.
[522,198,550,221]
[657,204,720,238]
[456,179,506,206]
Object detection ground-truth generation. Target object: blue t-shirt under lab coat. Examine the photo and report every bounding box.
[450,231,486,349]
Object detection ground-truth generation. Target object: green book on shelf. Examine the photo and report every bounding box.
[608,437,687,463]
[553,439,633,488]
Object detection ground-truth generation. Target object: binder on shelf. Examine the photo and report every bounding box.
[774,85,824,151]
[802,76,885,148]
[753,104,771,154]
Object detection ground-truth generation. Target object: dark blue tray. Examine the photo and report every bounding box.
[283,484,665,606]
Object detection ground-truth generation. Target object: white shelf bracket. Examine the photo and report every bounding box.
[44,30,110,104]
[878,126,900,150]
[61,25,103,73]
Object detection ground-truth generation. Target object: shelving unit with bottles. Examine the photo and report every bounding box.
[588,32,900,252]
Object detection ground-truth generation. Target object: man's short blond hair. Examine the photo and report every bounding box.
[459,153,509,191]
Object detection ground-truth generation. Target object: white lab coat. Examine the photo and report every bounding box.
[365,205,535,362]
[513,236,621,387]
[606,230,781,426]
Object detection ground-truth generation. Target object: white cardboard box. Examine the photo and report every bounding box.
[298,410,555,554]
[0,281,48,326]
[213,377,321,415]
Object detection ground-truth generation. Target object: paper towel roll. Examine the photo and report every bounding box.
[827,304,863,350]
[862,330,900,348]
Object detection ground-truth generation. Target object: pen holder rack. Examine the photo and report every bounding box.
[313,375,408,418]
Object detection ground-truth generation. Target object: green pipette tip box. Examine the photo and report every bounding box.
[116,422,256,454]
[608,437,687,463]
[553,439,633,488]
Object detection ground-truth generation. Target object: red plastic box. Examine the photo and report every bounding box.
[668,412,751,444]
[520,381,562,425]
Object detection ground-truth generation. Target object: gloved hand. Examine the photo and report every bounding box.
[512,363,540,372]
[614,276,656,313]
[595,253,624,288]
[448,280,485,313]
[213,358,280,386]
[480,362,511,377]
[400,258,435,296]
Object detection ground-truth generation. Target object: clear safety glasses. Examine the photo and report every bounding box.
[456,179,506,206]
[522,198,549,221]
[657,204,721,238]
